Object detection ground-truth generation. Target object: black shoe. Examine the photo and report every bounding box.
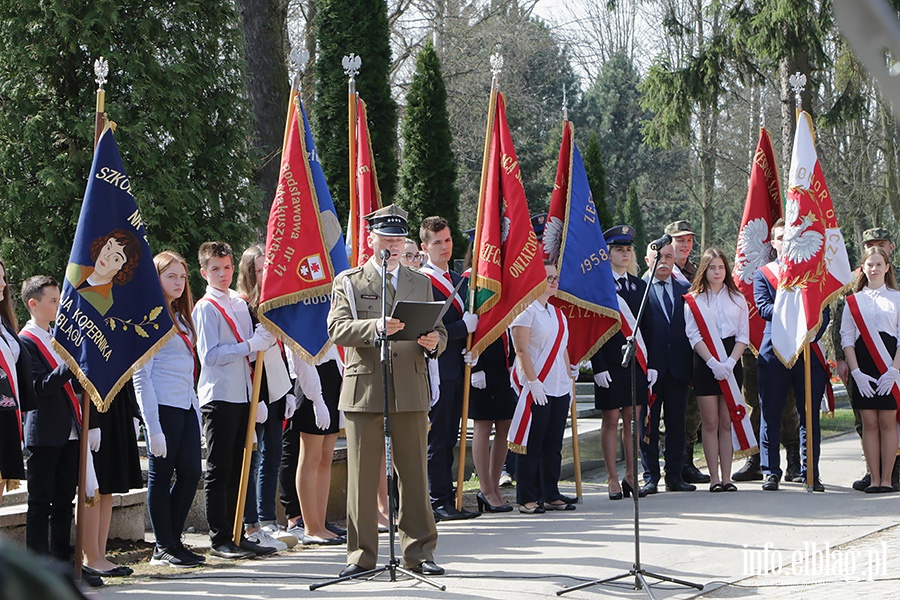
[852,472,871,491]
[81,570,104,587]
[892,459,900,491]
[865,484,881,494]
[608,489,623,500]
[240,538,277,556]
[476,492,513,513]
[733,455,763,481]
[640,481,658,495]
[82,564,133,577]
[176,543,206,563]
[682,463,710,484]
[665,479,697,492]
[784,444,802,482]
[762,474,780,491]
[339,563,370,578]
[150,546,200,568]
[410,560,445,575]
[557,494,579,504]
[621,478,648,498]
[325,521,347,537]
[210,542,254,560]
[433,504,480,521]
[805,477,825,492]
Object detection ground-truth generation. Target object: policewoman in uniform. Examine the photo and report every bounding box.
[327,204,448,577]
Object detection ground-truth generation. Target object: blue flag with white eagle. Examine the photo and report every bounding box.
[53,125,175,412]
[545,121,620,364]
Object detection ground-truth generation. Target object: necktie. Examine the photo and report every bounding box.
[618,277,627,291]
[657,280,673,322]
[386,272,396,304]
[444,272,453,284]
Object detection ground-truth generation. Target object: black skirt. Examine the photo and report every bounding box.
[594,362,649,411]
[852,333,899,411]
[0,411,25,481]
[296,360,342,435]
[93,381,143,494]
[692,336,743,397]
[468,358,517,421]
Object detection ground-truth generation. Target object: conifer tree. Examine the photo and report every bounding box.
[623,182,646,265]
[0,0,258,290]
[581,132,614,231]
[399,41,462,253]
[313,0,398,220]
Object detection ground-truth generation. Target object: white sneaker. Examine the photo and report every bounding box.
[246,528,288,551]
[261,523,298,548]
[499,471,513,487]
[286,522,305,541]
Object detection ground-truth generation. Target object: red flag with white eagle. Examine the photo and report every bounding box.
[351,97,382,266]
[733,128,783,354]
[469,92,547,358]
[772,112,852,367]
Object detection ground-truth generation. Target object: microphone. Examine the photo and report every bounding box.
[379,248,391,261]
[649,234,673,251]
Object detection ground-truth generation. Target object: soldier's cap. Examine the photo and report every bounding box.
[664,220,695,237]
[862,227,892,244]
[364,204,408,236]
[603,225,635,247]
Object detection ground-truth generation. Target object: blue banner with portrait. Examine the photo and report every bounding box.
[52,126,175,411]
[258,98,350,363]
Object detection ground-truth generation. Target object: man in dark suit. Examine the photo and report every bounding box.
[328,204,448,577]
[754,219,829,492]
[640,242,695,494]
[418,216,480,521]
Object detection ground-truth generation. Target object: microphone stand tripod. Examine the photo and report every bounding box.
[311,252,446,592]
[558,250,703,599]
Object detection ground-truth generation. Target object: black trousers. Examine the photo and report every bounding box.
[515,394,570,505]
[25,440,79,558]
[147,405,202,548]
[202,401,249,546]
[279,413,302,520]
[428,376,464,508]
[640,374,688,484]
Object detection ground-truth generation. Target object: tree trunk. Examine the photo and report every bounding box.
[879,93,900,221]
[238,0,291,217]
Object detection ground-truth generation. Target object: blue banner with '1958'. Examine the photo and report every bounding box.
[53,125,174,412]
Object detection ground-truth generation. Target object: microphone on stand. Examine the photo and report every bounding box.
[379,248,391,262]
[649,234,673,251]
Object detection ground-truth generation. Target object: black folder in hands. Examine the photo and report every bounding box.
[388,278,465,341]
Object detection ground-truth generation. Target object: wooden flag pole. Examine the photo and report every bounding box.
[455,60,500,511]
[344,54,361,266]
[233,351,267,543]
[804,342,814,493]
[74,57,110,582]
[570,380,583,499]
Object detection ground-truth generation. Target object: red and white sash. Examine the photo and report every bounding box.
[846,294,900,437]
[684,293,757,455]
[20,329,82,427]
[759,262,835,413]
[420,265,464,316]
[508,306,566,454]
[672,264,690,285]
[196,296,252,375]
[0,332,22,442]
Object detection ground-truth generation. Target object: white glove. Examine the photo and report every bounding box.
[471,371,487,389]
[723,356,737,371]
[88,428,101,452]
[247,326,275,353]
[706,358,729,381]
[647,369,658,393]
[284,393,297,420]
[312,396,331,430]
[256,401,269,424]
[594,371,612,389]
[148,433,167,459]
[876,367,900,396]
[462,312,479,333]
[851,368,878,398]
[462,350,478,367]
[528,379,548,406]
[569,364,580,379]
[133,417,142,440]
[338,410,345,430]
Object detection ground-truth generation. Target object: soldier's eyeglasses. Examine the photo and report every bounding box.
[547,275,560,283]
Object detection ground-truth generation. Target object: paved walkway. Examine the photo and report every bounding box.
[97,431,899,599]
